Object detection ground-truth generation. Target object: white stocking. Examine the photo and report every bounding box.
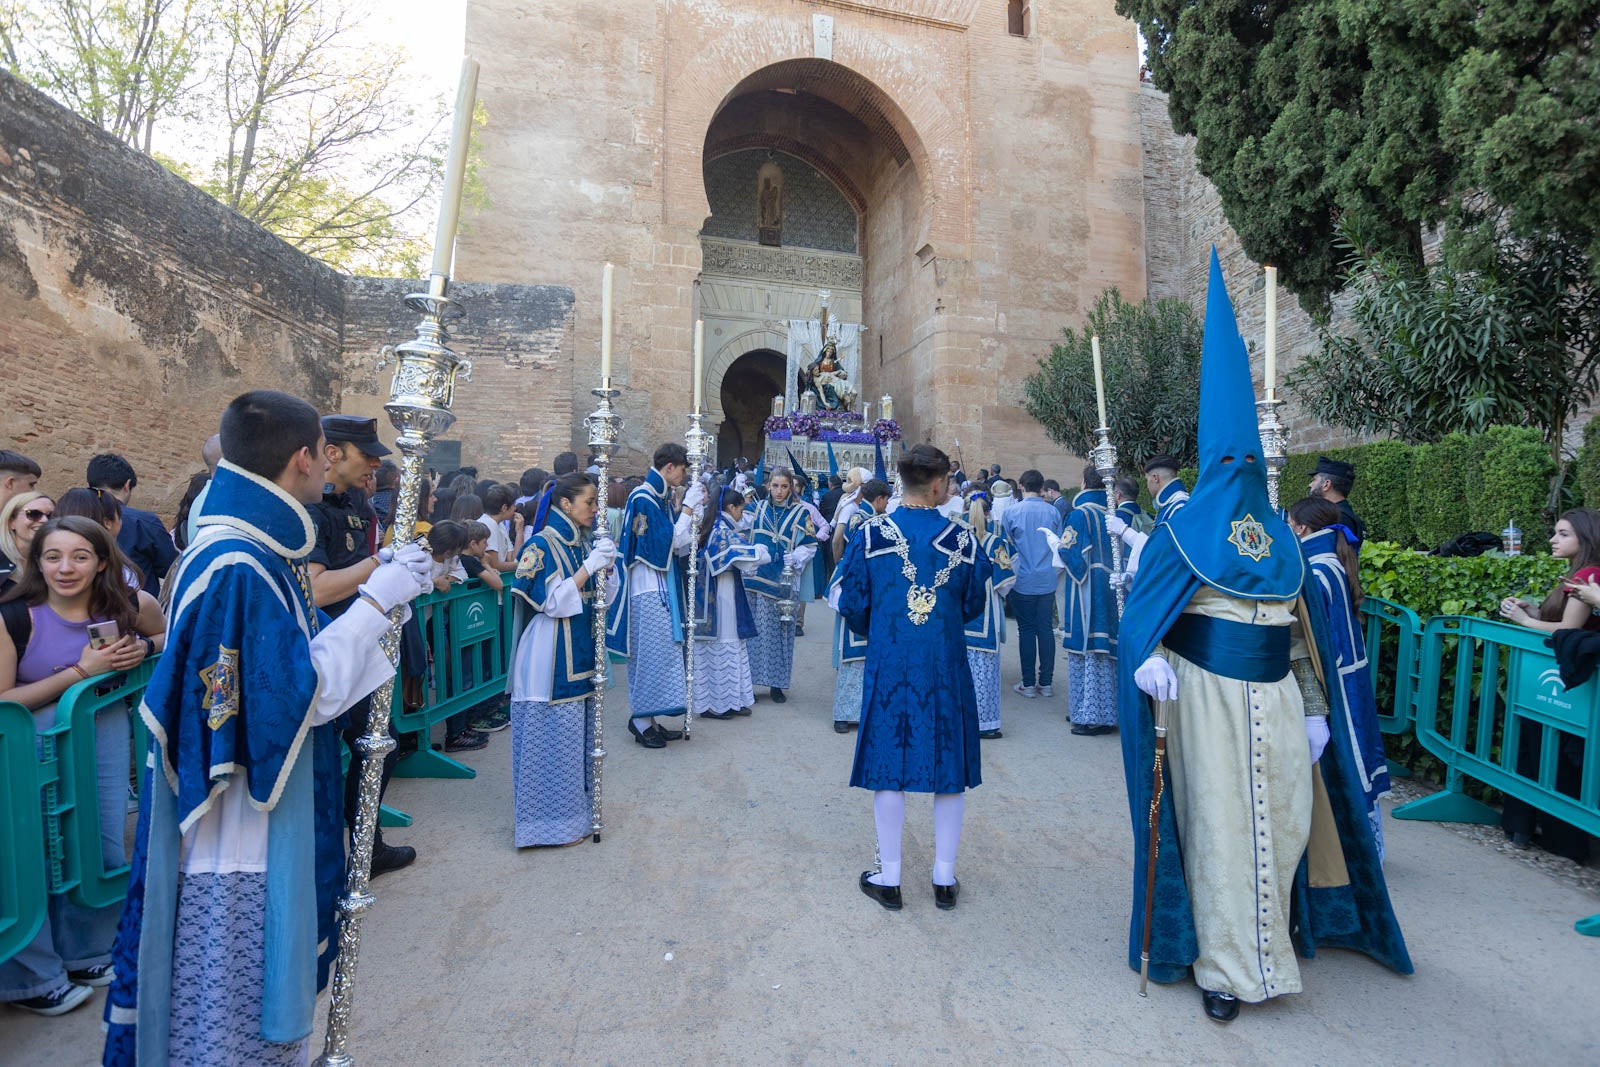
[932,792,965,886]
[870,790,905,886]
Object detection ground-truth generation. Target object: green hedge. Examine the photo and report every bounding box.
[1575,418,1600,508]
[1358,540,1569,618]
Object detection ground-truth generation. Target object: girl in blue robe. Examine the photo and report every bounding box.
[1289,498,1393,860]
[509,473,618,847]
[838,445,990,911]
[1055,472,1120,734]
[691,491,767,720]
[964,497,1015,739]
[745,470,817,703]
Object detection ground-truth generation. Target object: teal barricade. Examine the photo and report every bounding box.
[1360,596,1424,778]
[389,579,513,786]
[0,700,47,964]
[1393,614,1600,935]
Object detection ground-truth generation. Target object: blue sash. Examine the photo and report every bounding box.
[1163,614,1290,683]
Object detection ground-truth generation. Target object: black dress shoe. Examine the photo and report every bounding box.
[370,841,416,879]
[1201,989,1240,1023]
[859,871,902,911]
[701,710,733,720]
[733,706,753,716]
[979,729,1002,740]
[834,721,853,733]
[794,625,805,637]
[770,688,787,704]
[653,723,684,741]
[933,879,960,910]
[629,721,667,748]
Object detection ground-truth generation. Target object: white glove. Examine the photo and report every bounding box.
[1306,715,1330,764]
[1108,571,1133,591]
[753,544,772,565]
[783,550,801,568]
[389,540,433,581]
[1039,526,1062,554]
[1105,514,1127,537]
[683,481,706,511]
[1134,655,1178,702]
[360,559,431,614]
[583,537,617,575]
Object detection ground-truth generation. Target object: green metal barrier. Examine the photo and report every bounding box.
[0,700,47,964]
[1393,614,1599,935]
[1361,596,1424,777]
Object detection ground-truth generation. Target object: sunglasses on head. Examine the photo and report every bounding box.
[24,508,52,522]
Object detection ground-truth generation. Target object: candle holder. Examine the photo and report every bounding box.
[1256,396,1290,510]
[316,272,469,1067]
[681,409,712,740]
[584,380,622,840]
[777,559,799,623]
[1091,426,1127,616]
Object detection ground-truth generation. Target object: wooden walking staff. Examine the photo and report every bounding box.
[1090,336,1127,615]
[1140,698,1174,996]
[585,262,622,838]
[316,57,479,1067]
[682,319,712,740]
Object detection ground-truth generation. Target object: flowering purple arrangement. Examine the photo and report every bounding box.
[872,418,903,443]
[789,411,822,438]
[826,411,865,424]
[763,415,790,434]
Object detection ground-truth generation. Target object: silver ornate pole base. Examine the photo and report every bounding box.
[1256,397,1290,511]
[315,273,469,1067]
[682,410,711,739]
[1091,426,1127,616]
[585,381,621,842]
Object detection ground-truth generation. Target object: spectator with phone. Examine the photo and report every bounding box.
[0,515,164,1016]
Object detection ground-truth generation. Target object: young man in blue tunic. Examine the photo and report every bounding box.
[836,445,991,912]
[1143,454,1190,524]
[1118,252,1411,1024]
[1050,466,1121,736]
[102,390,433,1065]
[606,443,702,748]
[827,478,891,734]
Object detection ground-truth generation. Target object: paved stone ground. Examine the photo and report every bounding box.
[7,611,1599,1064]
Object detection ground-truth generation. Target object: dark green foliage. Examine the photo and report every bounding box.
[1024,290,1204,470]
[1281,442,1414,547]
[1472,426,1555,541]
[1360,540,1568,620]
[1576,419,1600,508]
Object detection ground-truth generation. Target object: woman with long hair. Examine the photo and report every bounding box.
[1497,507,1600,861]
[744,468,817,703]
[54,487,143,592]
[0,490,53,595]
[691,489,769,720]
[507,473,617,846]
[964,496,1016,740]
[1288,496,1390,860]
[0,516,164,1016]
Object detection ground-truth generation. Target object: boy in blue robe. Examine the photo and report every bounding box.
[606,443,700,748]
[837,445,990,912]
[827,478,891,733]
[1051,467,1120,735]
[1118,252,1410,1023]
[103,391,431,1065]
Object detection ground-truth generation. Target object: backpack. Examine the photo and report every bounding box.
[0,598,31,657]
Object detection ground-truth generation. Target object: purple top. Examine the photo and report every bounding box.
[15,603,102,686]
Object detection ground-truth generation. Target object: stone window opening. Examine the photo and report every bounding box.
[1007,0,1030,37]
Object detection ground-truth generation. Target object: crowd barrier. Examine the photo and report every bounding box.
[0,580,518,964]
[1361,596,1425,777]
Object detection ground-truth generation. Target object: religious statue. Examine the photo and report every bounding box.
[757,160,783,246]
[798,338,857,412]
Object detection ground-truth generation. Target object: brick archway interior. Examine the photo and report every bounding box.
[715,348,787,464]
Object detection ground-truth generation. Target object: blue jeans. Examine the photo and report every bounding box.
[1009,592,1055,688]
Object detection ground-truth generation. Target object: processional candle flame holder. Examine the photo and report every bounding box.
[682,409,712,740]
[777,429,807,622]
[315,273,470,1067]
[1092,427,1127,616]
[1256,397,1290,510]
[585,381,621,838]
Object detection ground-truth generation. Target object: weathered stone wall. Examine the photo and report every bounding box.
[0,71,345,516]
[339,279,577,481]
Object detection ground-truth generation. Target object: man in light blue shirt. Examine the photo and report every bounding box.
[1001,468,1062,698]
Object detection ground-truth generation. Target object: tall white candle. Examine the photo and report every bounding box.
[600,262,614,381]
[1091,335,1108,429]
[693,319,705,411]
[430,57,481,279]
[1264,265,1278,401]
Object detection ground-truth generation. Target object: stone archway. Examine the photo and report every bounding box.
[716,349,787,462]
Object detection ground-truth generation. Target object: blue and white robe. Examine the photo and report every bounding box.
[691,515,763,714]
[745,498,818,691]
[828,509,874,724]
[104,462,397,1066]
[606,467,691,719]
[1058,489,1120,727]
[965,527,1016,732]
[1154,479,1190,526]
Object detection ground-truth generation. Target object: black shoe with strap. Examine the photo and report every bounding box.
[629,720,667,748]
[858,871,902,911]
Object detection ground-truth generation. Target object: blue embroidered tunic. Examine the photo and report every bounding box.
[964,527,1015,654]
[692,515,761,641]
[745,499,818,600]
[512,509,600,704]
[1058,489,1119,656]
[1154,479,1190,525]
[837,508,991,794]
[606,467,687,656]
[830,508,874,667]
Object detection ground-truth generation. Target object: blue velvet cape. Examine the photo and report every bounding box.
[1154,480,1190,525]
[104,462,347,1063]
[838,508,990,793]
[1058,489,1119,655]
[513,509,599,704]
[692,514,760,641]
[830,509,873,666]
[964,527,1013,653]
[605,467,687,656]
[745,498,818,600]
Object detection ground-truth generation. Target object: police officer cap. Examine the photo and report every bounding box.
[1315,456,1355,482]
[321,414,392,457]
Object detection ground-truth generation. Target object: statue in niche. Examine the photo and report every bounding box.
[756,159,783,246]
[798,338,857,412]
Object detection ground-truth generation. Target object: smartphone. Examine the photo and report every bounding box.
[86,621,120,649]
